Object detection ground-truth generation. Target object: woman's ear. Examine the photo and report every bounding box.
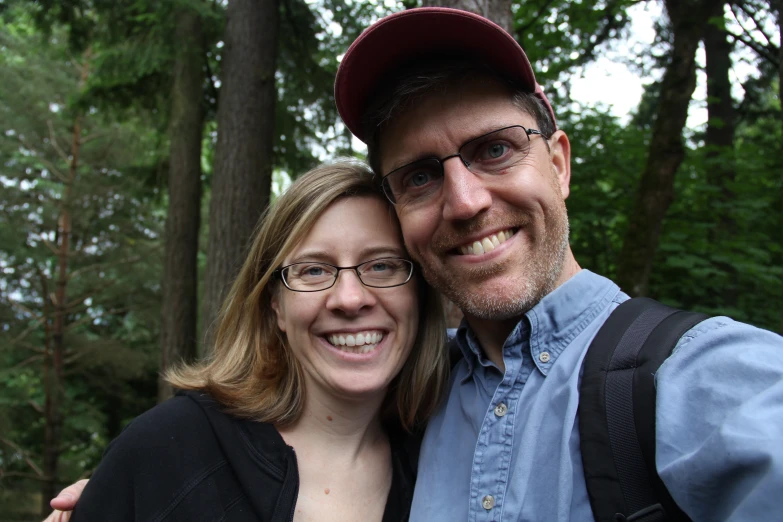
[271,292,287,333]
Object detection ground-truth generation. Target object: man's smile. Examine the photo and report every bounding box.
[457,228,518,256]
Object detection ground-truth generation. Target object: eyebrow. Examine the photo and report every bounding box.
[288,246,407,264]
[388,123,518,172]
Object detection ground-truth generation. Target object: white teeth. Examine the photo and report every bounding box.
[459,229,515,256]
[326,331,384,353]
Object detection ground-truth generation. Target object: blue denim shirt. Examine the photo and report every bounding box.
[410,270,783,521]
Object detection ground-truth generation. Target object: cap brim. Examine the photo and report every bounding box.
[335,7,546,143]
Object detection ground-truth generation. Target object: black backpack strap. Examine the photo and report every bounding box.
[579,297,708,522]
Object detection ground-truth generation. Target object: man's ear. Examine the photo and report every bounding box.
[549,130,572,200]
[270,293,287,333]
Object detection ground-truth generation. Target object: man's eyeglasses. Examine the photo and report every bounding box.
[381,125,545,207]
[276,257,414,292]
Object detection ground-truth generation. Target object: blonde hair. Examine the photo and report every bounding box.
[166,161,448,431]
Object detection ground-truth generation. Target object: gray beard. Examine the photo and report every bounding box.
[423,213,570,321]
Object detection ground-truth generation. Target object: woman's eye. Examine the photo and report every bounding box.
[370,262,389,272]
[305,266,324,276]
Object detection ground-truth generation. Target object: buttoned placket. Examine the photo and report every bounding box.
[467,325,533,522]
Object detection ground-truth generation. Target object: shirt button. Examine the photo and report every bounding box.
[539,351,551,363]
[494,403,508,417]
[482,495,495,510]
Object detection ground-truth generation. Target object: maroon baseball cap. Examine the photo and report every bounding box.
[334,7,556,143]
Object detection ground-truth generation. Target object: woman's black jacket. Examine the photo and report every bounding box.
[69,390,417,522]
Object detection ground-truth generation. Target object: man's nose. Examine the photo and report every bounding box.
[325,270,376,314]
[441,156,492,221]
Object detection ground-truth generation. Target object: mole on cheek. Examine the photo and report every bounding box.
[324,488,330,495]
[326,415,333,421]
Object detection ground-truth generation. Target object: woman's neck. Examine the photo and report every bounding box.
[276,385,387,460]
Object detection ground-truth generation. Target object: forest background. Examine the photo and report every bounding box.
[0,0,780,519]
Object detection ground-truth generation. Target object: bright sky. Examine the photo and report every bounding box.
[569,2,661,122]
[572,1,777,129]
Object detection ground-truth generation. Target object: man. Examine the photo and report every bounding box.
[332,7,783,522]
[47,7,783,522]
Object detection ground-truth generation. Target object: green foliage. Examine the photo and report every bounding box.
[565,104,648,278]
[0,13,160,515]
[649,106,782,330]
[275,0,399,176]
[513,0,639,105]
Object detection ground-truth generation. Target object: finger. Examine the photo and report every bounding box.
[42,510,70,522]
[49,478,89,511]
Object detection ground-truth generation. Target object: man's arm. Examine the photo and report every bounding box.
[655,317,783,520]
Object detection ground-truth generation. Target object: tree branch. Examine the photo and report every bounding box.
[66,278,120,310]
[518,0,559,35]
[64,307,128,332]
[8,316,48,347]
[41,237,62,256]
[0,471,50,482]
[7,297,39,319]
[47,120,71,164]
[736,1,774,47]
[726,29,779,65]
[37,156,70,184]
[68,255,141,281]
[28,400,44,414]
[13,354,44,370]
[565,0,629,71]
[79,131,110,145]
[0,437,43,476]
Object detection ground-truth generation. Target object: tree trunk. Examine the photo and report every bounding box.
[615,0,706,297]
[704,3,736,206]
[41,52,90,519]
[777,0,783,335]
[158,6,206,402]
[703,2,738,303]
[422,0,512,32]
[201,0,279,349]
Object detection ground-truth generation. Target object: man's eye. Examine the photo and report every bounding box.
[480,142,509,160]
[406,171,433,187]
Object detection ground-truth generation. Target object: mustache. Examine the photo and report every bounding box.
[429,212,531,253]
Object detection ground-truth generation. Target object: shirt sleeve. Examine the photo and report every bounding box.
[654,317,783,521]
[69,395,222,522]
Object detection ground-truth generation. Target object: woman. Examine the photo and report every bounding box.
[64,161,448,521]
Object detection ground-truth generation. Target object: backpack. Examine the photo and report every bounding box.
[579,297,708,522]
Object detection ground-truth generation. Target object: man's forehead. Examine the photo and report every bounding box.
[377,81,536,166]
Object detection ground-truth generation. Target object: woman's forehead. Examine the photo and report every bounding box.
[287,196,405,262]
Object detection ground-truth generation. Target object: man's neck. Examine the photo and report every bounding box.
[464,259,583,372]
[464,315,520,372]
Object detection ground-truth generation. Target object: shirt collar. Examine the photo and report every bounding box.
[454,270,622,377]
